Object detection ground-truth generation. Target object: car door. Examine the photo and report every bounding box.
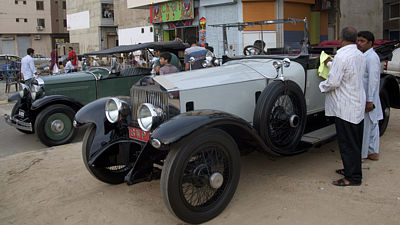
[96,68,150,98]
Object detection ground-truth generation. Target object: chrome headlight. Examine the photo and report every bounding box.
[137,103,165,131]
[105,98,130,123]
[19,83,28,98]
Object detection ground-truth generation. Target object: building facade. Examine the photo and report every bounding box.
[113,0,153,45]
[0,0,69,57]
[66,0,118,54]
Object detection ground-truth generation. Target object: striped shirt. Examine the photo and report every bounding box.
[184,46,207,70]
[319,44,366,124]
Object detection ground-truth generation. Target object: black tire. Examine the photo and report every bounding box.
[379,90,390,136]
[254,80,307,155]
[160,128,241,224]
[11,103,34,134]
[34,104,77,147]
[82,125,130,184]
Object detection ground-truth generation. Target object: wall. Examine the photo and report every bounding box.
[340,0,383,39]
[127,0,169,8]
[284,2,311,49]
[114,0,150,29]
[31,34,52,56]
[118,26,154,45]
[199,1,243,57]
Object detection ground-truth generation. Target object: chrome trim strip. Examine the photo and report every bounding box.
[3,114,33,132]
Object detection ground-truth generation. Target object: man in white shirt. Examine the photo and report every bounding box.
[319,27,366,186]
[64,59,74,73]
[357,31,383,161]
[21,48,37,87]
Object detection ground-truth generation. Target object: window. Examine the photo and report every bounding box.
[15,1,18,4]
[37,18,45,28]
[23,1,26,4]
[36,1,44,10]
[16,18,19,22]
[150,27,153,32]
[62,1,66,9]
[24,18,27,22]
[390,3,399,18]
[63,19,67,27]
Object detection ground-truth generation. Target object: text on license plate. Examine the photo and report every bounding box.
[129,127,151,142]
[18,110,25,117]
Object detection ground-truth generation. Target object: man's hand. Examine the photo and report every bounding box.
[324,57,332,66]
[365,102,374,112]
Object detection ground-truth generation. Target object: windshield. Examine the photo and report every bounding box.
[210,18,309,57]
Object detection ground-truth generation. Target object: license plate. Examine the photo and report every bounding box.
[129,127,151,142]
[18,110,25,117]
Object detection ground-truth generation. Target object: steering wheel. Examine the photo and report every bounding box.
[243,45,263,55]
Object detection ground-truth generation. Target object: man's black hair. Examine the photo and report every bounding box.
[187,36,198,46]
[358,31,375,44]
[160,52,172,63]
[341,27,358,43]
[254,40,266,49]
[27,48,34,55]
[69,46,73,50]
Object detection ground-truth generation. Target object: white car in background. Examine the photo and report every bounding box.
[386,47,400,77]
[33,53,51,65]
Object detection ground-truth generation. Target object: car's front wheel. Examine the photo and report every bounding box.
[82,125,131,184]
[254,80,307,155]
[160,128,241,224]
[34,104,77,147]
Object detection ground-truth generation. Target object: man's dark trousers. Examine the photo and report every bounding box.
[335,117,364,184]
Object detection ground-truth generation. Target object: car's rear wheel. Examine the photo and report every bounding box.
[254,80,307,155]
[11,103,34,134]
[379,90,390,136]
[34,104,76,146]
[161,128,240,224]
[82,124,131,184]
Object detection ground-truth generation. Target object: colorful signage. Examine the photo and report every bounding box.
[199,17,206,45]
[150,0,194,23]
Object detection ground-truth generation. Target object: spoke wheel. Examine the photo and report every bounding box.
[82,125,131,184]
[161,128,240,224]
[34,104,77,147]
[254,81,306,155]
[379,90,390,136]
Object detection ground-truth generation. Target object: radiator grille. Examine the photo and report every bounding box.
[130,86,170,125]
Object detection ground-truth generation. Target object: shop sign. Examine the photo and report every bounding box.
[199,17,206,45]
[150,0,194,23]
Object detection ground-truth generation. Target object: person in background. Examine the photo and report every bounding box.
[159,52,179,75]
[254,40,266,54]
[184,36,207,71]
[21,48,38,87]
[319,26,366,186]
[76,56,83,71]
[68,47,77,67]
[153,47,181,74]
[357,31,383,161]
[64,58,75,73]
[50,48,58,74]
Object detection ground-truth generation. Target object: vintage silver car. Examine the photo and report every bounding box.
[74,19,400,224]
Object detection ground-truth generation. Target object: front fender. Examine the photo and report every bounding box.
[150,109,278,156]
[8,93,21,103]
[75,98,116,160]
[31,95,83,112]
[380,74,400,108]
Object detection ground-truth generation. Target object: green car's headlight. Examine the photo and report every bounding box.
[19,83,28,98]
[137,103,165,131]
[105,98,130,123]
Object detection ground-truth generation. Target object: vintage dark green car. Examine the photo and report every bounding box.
[4,67,150,146]
[4,40,187,147]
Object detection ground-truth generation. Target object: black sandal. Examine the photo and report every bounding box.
[332,178,361,186]
[335,169,345,176]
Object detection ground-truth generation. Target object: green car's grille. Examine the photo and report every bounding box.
[130,86,170,125]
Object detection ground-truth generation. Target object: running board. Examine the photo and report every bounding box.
[301,124,336,145]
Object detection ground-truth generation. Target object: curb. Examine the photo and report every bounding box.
[0,100,9,105]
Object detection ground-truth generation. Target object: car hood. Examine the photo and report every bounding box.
[154,58,278,91]
[40,72,97,85]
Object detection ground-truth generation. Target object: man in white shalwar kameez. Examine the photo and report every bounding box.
[357,31,383,160]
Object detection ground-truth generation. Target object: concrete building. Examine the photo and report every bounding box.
[383,0,399,40]
[0,0,69,57]
[113,0,153,45]
[66,0,117,54]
